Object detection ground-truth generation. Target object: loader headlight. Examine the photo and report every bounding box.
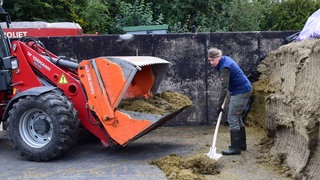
[10,58,18,69]
[0,0,3,7]
[3,56,19,70]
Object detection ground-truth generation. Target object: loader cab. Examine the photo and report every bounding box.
[0,0,18,91]
[0,0,11,58]
[0,28,10,58]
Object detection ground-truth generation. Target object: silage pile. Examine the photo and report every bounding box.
[247,38,320,179]
[150,154,218,180]
[118,91,192,114]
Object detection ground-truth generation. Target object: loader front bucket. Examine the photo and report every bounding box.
[119,106,189,145]
[78,56,191,146]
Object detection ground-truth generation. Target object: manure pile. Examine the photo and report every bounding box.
[150,154,218,180]
[247,38,320,179]
[118,91,192,114]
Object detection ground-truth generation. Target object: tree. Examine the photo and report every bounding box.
[76,0,111,34]
[3,0,72,22]
[191,0,233,32]
[3,0,114,34]
[3,0,320,34]
[115,0,163,29]
[264,0,320,31]
[222,0,264,31]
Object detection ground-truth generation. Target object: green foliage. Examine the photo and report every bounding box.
[3,0,72,21]
[2,0,320,34]
[264,0,320,30]
[147,0,220,33]
[115,0,163,28]
[191,0,233,32]
[221,0,262,31]
[77,0,110,34]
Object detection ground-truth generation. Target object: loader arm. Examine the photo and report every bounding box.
[9,39,110,145]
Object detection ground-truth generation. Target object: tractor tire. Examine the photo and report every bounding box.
[8,91,80,161]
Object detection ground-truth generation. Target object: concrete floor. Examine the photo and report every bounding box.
[0,126,290,180]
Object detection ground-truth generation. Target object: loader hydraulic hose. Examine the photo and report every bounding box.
[48,57,79,70]
[18,36,79,69]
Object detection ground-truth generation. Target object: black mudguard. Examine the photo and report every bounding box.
[2,86,57,121]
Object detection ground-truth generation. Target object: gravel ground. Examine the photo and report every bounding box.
[0,125,291,180]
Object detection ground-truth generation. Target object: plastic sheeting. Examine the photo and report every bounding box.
[296,8,320,41]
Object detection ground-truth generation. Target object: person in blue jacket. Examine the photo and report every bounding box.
[208,47,252,155]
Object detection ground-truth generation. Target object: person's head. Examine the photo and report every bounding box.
[208,48,222,66]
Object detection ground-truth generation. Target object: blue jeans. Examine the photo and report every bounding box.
[227,90,252,131]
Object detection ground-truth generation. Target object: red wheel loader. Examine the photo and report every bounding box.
[0,2,190,161]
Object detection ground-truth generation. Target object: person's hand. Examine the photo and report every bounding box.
[216,107,224,114]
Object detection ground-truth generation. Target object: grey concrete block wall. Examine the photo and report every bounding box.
[38,31,297,126]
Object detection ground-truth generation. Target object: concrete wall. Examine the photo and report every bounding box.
[38,31,297,126]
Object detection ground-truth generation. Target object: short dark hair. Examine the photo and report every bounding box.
[208,48,222,58]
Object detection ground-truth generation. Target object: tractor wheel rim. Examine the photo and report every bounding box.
[19,108,53,148]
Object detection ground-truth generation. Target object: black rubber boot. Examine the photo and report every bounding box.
[229,126,247,150]
[222,130,241,155]
[240,126,247,151]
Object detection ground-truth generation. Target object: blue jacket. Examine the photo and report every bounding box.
[216,56,252,95]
